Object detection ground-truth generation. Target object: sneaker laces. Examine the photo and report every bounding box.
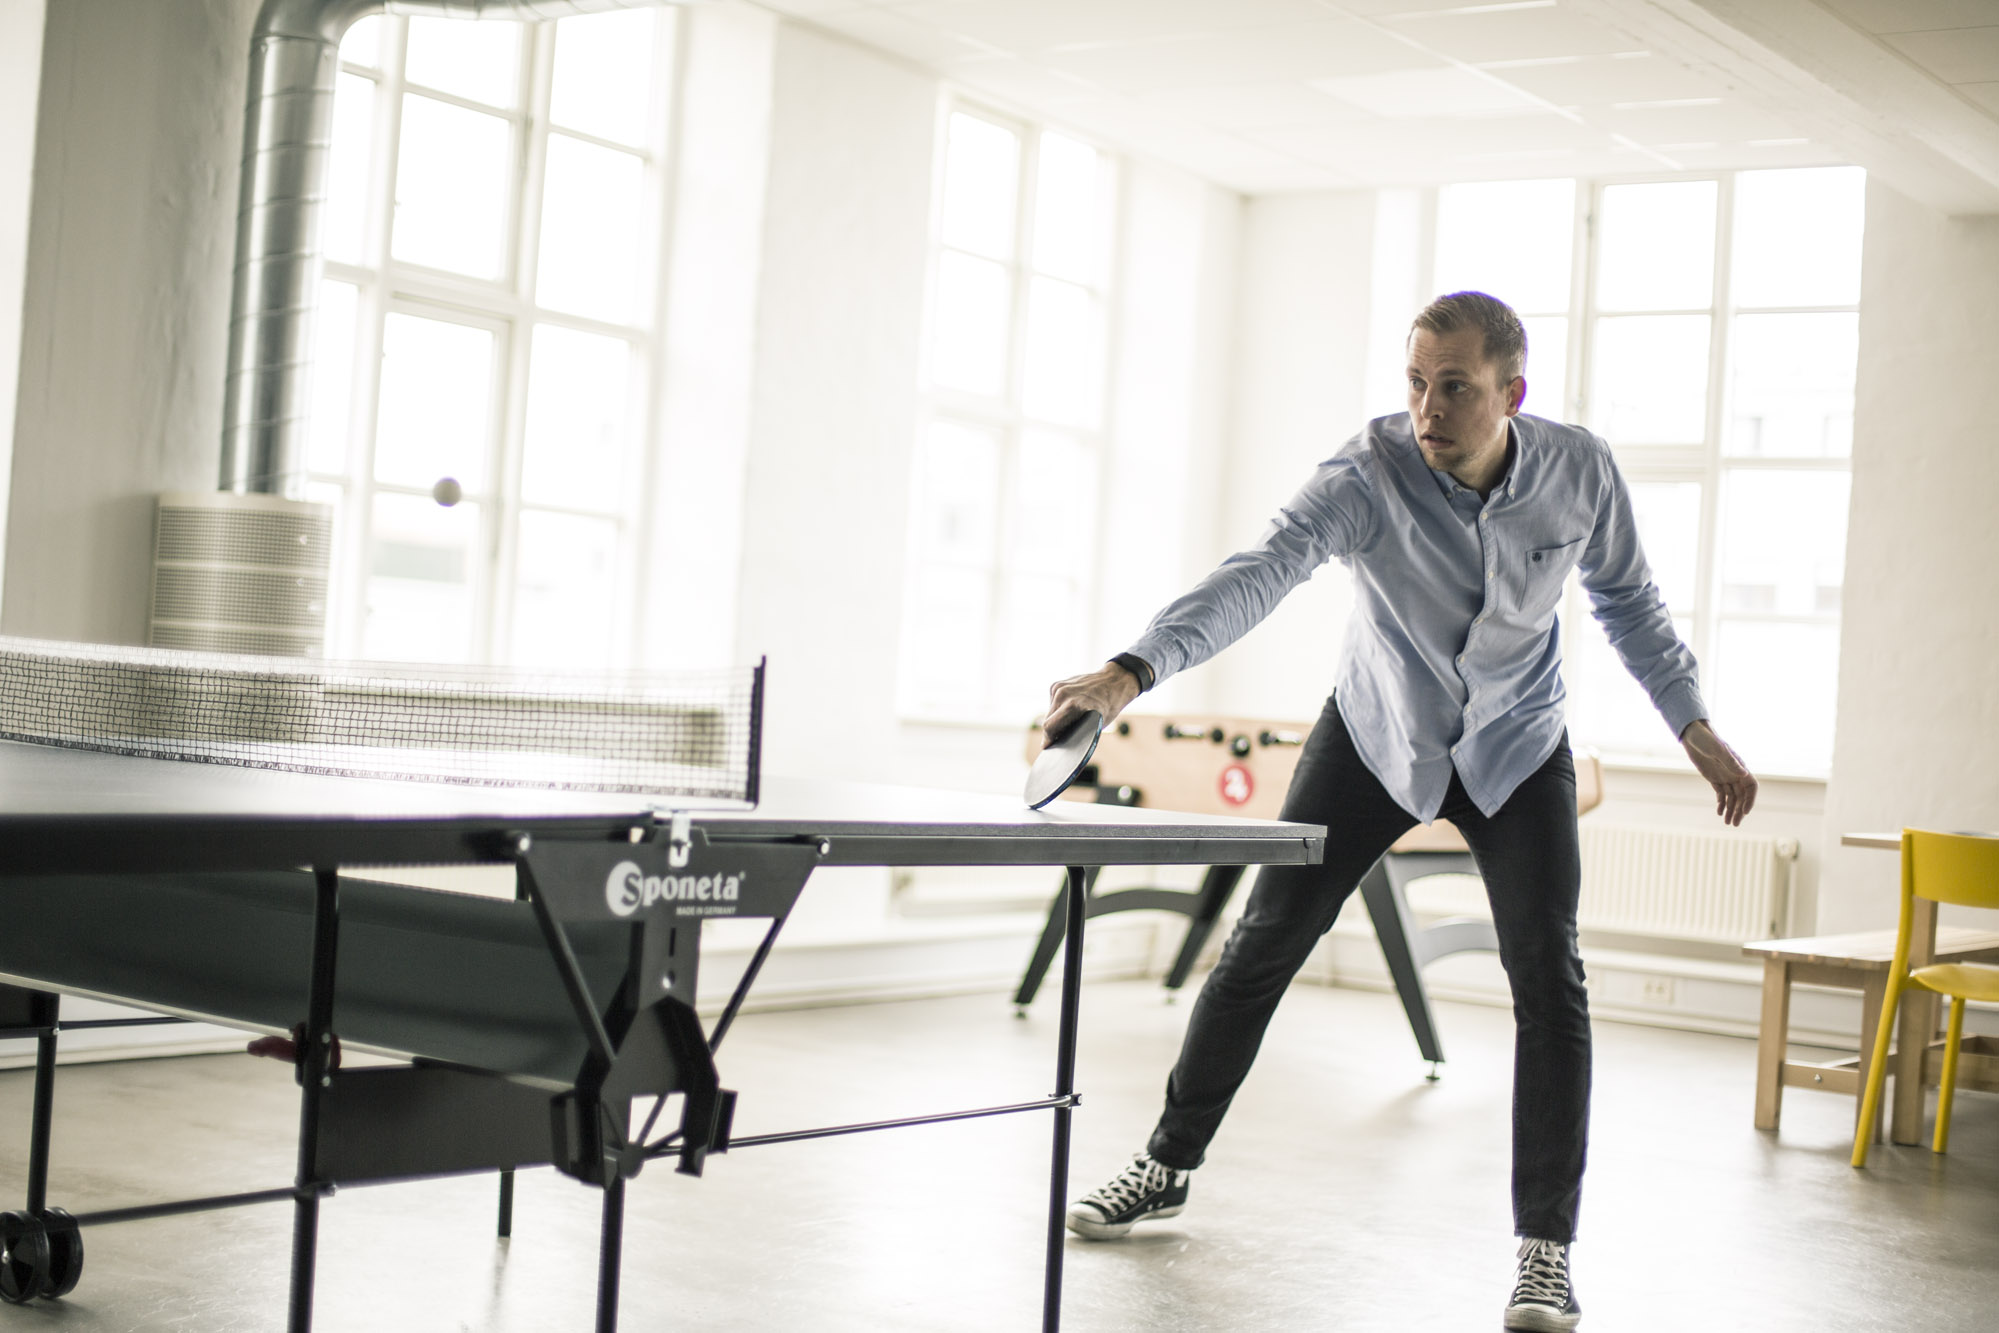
[1512,1239,1570,1307]
[1082,1155,1176,1212]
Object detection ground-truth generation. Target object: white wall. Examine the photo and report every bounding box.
[640,3,777,671]
[1199,190,1378,722]
[0,0,46,616]
[732,23,938,787]
[1818,181,1999,933]
[5,0,253,644]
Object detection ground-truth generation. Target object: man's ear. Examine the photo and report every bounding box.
[1505,376,1526,416]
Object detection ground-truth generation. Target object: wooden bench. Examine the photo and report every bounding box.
[1743,926,1999,1137]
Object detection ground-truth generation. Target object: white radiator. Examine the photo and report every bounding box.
[1579,825,1799,945]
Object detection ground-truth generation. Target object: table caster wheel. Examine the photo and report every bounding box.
[36,1208,81,1298]
[0,1211,48,1304]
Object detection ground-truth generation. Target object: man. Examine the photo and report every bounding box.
[1042,292,1756,1332]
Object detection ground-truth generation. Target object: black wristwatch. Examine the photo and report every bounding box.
[1109,653,1155,693]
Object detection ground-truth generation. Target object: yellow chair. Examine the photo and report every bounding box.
[1852,830,1999,1166]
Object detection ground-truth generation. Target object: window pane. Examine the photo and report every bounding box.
[1021,277,1103,427]
[392,95,511,279]
[512,510,618,669]
[1032,131,1108,286]
[1711,620,1838,775]
[550,8,656,146]
[1717,469,1849,616]
[1590,315,1710,445]
[913,420,1001,567]
[1008,429,1096,577]
[901,564,993,717]
[325,72,375,266]
[1566,609,1695,756]
[375,313,494,492]
[1596,180,1716,312]
[928,251,1010,395]
[1733,167,1865,309]
[536,135,645,324]
[941,112,1019,261]
[404,16,520,108]
[340,15,383,69]
[1435,178,1575,314]
[1521,314,1567,421]
[1725,312,1856,458]
[365,491,477,662]
[522,325,632,512]
[995,573,1083,719]
[308,280,359,477]
[1625,480,1701,613]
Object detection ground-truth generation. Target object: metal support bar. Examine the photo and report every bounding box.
[517,854,617,1069]
[77,1186,311,1228]
[595,1174,625,1333]
[669,1096,1076,1154]
[25,993,57,1214]
[288,866,341,1333]
[1044,865,1089,1333]
[497,1169,514,1238]
[708,915,787,1054]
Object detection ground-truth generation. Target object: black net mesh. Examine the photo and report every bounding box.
[0,638,761,801]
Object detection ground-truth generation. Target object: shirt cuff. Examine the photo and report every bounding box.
[1656,678,1707,740]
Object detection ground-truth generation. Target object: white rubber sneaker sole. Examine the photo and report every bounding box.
[1503,1302,1581,1331]
[1064,1203,1184,1240]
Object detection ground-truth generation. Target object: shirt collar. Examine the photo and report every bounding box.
[1427,419,1523,504]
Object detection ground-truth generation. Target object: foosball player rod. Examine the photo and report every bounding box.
[1043,864,1089,1333]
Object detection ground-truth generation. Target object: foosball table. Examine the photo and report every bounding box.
[1018,713,1602,1076]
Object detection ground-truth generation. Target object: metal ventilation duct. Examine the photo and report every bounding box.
[219,0,690,498]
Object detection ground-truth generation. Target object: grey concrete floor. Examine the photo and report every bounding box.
[0,980,1992,1331]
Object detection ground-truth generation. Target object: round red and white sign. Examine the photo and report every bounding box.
[1218,763,1254,807]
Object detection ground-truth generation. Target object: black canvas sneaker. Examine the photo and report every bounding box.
[1065,1153,1191,1239]
[1504,1238,1582,1331]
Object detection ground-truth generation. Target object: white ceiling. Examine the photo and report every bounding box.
[750,0,1999,211]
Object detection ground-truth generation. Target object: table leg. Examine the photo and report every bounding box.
[1856,974,1886,1145]
[1753,960,1789,1131]
[288,866,341,1333]
[1043,865,1088,1333]
[1891,897,1940,1146]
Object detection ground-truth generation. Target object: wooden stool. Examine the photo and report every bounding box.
[1743,927,1999,1135]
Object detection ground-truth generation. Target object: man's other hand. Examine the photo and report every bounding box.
[1680,719,1757,826]
[1045,663,1143,744]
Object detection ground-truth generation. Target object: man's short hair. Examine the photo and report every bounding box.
[1411,291,1526,384]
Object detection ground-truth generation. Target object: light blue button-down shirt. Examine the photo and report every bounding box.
[1126,413,1706,820]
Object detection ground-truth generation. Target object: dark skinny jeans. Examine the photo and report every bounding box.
[1145,693,1591,1243]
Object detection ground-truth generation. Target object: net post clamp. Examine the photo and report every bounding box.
[650,808,693,868]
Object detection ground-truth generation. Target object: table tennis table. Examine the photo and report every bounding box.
[0,738,1324,1332]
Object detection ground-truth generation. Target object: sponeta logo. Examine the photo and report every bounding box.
[604,860,746,917]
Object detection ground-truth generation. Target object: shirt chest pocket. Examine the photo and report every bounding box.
[1511,538,1585,615]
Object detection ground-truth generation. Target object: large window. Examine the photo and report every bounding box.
[899,105,1119,723]
[1434,166,1864,776]
[309,11,673,668]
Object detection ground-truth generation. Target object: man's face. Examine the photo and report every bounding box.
[1406,326,1524,487]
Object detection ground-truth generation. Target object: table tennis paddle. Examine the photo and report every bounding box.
[1025,709,1103,810]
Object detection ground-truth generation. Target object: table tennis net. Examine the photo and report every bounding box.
[0,637,762,801]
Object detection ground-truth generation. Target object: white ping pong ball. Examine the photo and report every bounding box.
[432,477,463,508]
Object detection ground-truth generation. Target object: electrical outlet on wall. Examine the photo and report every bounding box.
[1641,976,1677,1007]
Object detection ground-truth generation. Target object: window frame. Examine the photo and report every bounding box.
[311,12,677,668]
[899,97,1124,727]
[1552,167,1860,777]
